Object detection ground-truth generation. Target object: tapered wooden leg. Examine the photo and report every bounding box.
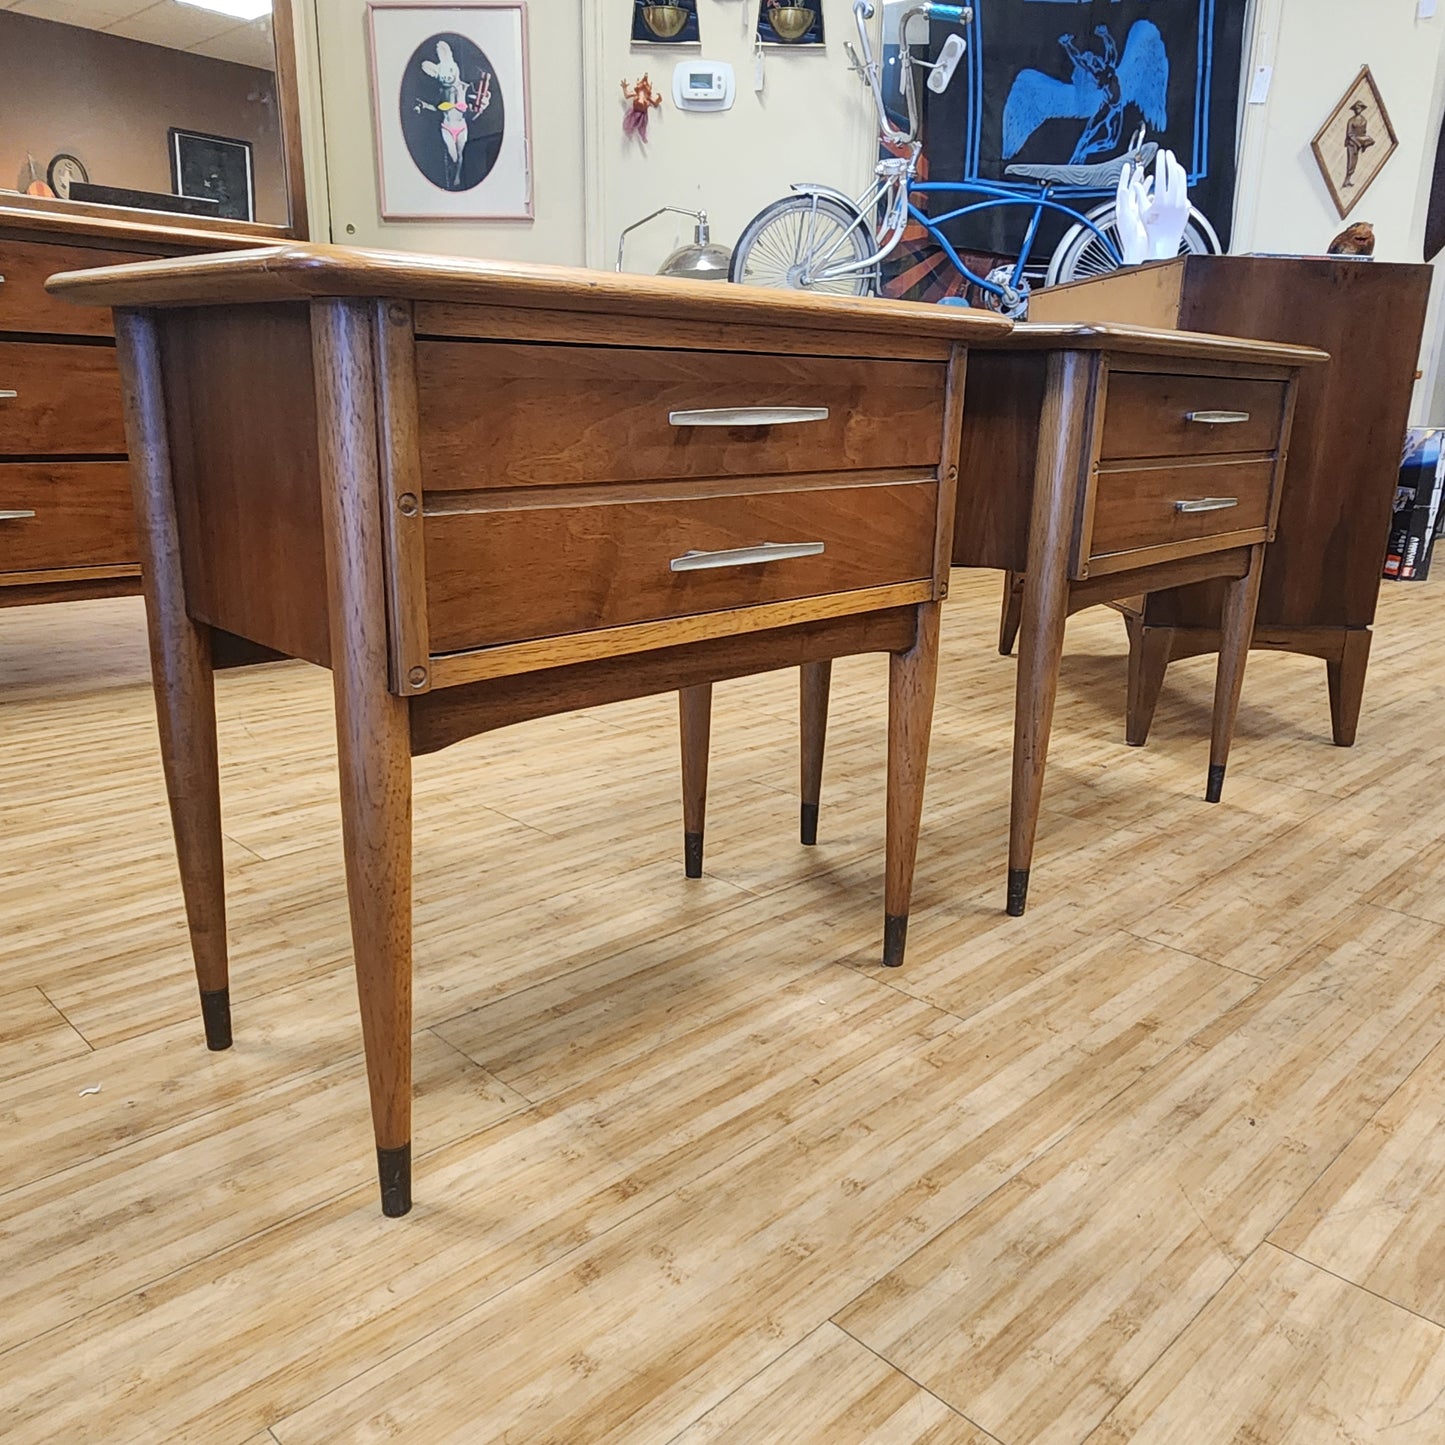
[1327,628,1372,747]
[799,660,831,846]
[884,603,941,967]
[1207,545,1266,804]
[1126,622,1174,748]
[314,300,414,1217]
[679,684,712,878]
[999,570,1025,656]
[1008,351,1095,917]
[114,311,231,1050]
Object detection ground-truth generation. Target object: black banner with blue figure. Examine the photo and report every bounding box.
[919,0,1247,258]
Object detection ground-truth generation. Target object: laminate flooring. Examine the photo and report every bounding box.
[2,570,1444,1443]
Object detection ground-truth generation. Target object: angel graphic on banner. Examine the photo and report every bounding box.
[1003,20,1168,163]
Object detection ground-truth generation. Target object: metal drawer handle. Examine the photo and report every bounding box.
[668,406,829,428]
[1175,497,1239,514]
[1185,410,1251,425]
[0,509,37,521]
[670,541,825,572]
[0,390,17,400]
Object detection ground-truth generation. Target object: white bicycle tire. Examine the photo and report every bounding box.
[1046,202,1222,289]
[729,194,878,296]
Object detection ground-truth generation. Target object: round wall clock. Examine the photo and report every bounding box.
[47,153,89,200]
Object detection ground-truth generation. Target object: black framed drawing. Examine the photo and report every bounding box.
[168,128,256,223]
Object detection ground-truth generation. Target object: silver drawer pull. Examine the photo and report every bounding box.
[1185,410,1250,425]
[1175,497,1239,514]
[0,390,17,400]
[668,406,829,428]
[0,509,37,521]
[670,541,825,572]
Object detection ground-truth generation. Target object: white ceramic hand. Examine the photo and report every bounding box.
[1115,160,1151,266]
[1141,149,1189,260]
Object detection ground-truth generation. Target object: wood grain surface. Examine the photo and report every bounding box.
[0,341,125,456]
[0,461,138,570]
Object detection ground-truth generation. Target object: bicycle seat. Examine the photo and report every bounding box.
[1004,146,1159,189]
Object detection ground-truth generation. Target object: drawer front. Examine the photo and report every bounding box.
[0,461,138,571]
[415,342,947,490]
[0,342,126,455]
[1101,372,1288,460]
[1087,458,1275,569]
[424,479,938,652]
[0,240,144,337]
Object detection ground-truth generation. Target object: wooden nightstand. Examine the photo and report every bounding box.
[47,242,1008,1215]
[798,324,1325,919]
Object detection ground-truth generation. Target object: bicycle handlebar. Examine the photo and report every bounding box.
[928,4,969,19]
[851,0,972,151]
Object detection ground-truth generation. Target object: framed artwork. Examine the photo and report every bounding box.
[367,2,533,221]
[169,129,254,222]
[757,0,824,46]
[631,1,700,46]
[1312,66,1398,219]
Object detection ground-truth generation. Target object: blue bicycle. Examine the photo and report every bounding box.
[728,0,1220,316]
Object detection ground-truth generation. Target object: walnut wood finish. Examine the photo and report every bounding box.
[679,685,712,878]
[1208,544,1267,803]
[799,660,831,846]
[947,337,1316,915]
[423,480,937,653]
[1085,458,1275,570]
[60,244,1000,1214]
[1098,373,1288,460]
[0,240,146,336]
[1031,256,1432,746]
[0,209,298,609]
[113,309,231,1052]
[0,462,137,570]
[0,342,125,455]
[416,344,946,489]
[311,299,415,1218]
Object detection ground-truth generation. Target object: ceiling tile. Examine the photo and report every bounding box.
[189,19,275,69]
[103,0,232,48]
[9,0,154,23]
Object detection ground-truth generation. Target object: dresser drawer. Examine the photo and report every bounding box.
[0,342,126,455]
[1086,458,1275,571]
[1101,372,1289,461]
[415,342,947,490]
[0,240,146,337]
[0,461,137,571]
[423,478,938,652]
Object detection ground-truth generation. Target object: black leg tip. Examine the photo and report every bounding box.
[1205,764,1226,804]
[800,801,820,847]
[378,1143,412,1217]
[1006,869,1030,917]
[683,831,704,879]
[199,988,232,1051]
[882,913,908,968]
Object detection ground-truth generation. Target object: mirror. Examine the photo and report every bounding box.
[0,0,292,227]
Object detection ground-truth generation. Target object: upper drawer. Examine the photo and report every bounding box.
[1101,372,1289,461]
[415,342,948,490]
[0,460,137,572]
[424,478,938,653]
[0,240,146,337]
[0,342,126,456]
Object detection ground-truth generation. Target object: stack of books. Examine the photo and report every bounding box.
[1385,428,1445,582]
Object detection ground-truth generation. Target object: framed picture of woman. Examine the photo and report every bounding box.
[367,2,533,220]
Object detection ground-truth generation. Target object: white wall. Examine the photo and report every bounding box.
[1235,0,1445,420]
[307,0,589,263]
[589,0,879,275]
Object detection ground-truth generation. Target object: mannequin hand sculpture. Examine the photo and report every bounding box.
[1115,149,1190,265]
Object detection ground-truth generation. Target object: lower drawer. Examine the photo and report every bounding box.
[424,479,938,653]
[0,461,138,571]
[1085,458,1275,572]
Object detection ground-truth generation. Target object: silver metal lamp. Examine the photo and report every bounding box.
[616,206,732,281]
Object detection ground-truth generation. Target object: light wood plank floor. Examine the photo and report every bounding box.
[3,570,1444,1443]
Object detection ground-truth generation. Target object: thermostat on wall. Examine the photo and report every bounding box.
[673,60,735,111]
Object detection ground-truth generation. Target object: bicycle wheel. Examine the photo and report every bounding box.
[729,194,877,296]
[1045,203,1221,288]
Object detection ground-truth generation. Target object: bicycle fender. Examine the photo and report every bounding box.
[787,183,865,219]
